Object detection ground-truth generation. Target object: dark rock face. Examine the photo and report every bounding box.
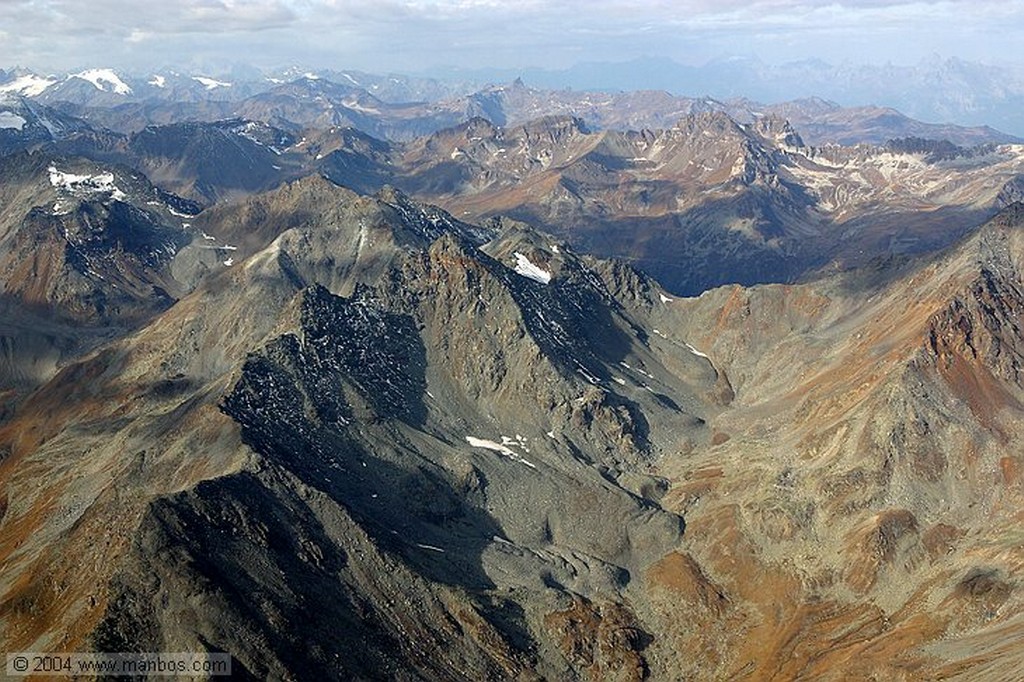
[220,287,428,471]
[0,154,202,399]
[62,200,189,272]
[126,119,299,204]
[93,470,521,681]
[54,184,691,679]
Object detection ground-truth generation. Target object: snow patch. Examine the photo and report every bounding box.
[415,543,445,553]
[223,257,234,266]
[149,75,166,88]
[513,252,552,284]
[575,362,602,385]
[619,361,654,379]
[686,343,709,359]
[192,76,232,90]
[0,112,26,130]
[465,436,537,469]
[48,165,126,201]
[659,293,672,303]
[71,69,132,95]
[340,98,380,115]
[502,434,530,454]
[35,114,60,137]
[0,74,58,97]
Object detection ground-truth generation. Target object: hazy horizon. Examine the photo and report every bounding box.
[5,52,1023,81]
[2,1,1023,76]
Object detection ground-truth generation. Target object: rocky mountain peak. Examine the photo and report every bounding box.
[674,110,746,138]
[374,184,493,244]
[752,114,805,148]
[460,115,500,138]
[518,114,590,138]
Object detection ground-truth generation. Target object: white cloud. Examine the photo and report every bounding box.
[1,0,1023,73]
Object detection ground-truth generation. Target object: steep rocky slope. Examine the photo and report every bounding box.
[0,180,705,679]
[636,204,1024,679]
[125,119,302,204]
[1,174,1023,679]
[0,152,209,401]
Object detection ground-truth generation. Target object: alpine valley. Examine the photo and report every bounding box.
[1,65,1024,681]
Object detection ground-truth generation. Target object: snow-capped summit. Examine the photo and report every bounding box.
[0,73,58,97]
[70,68,133,95]
[48,164,127,203]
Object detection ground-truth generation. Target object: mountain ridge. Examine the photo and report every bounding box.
[7,95,1024,298]
[4,66,1020,146]
[2,178,1023,678]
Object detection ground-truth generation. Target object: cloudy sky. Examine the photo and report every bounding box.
[1,0,1023,75]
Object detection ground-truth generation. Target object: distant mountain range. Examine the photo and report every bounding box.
[2,61,1021,145]
[432,55,1024,139]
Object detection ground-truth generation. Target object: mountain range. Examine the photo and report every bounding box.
[3,65,1019,146]
[5,70,1024,297]
[1,62,1024,680]
[435,55,1024,139]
